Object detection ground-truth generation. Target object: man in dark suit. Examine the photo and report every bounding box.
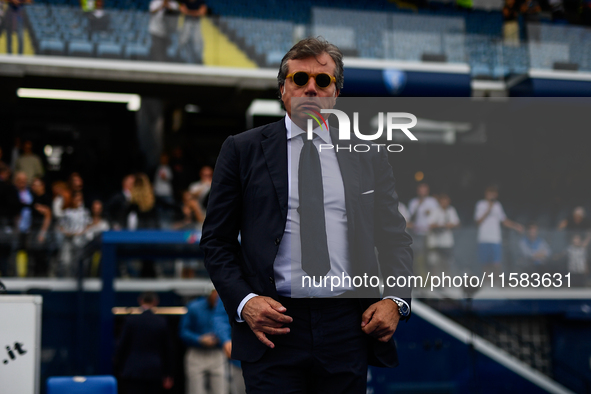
[114,292,174,394]
[200,37,413,393]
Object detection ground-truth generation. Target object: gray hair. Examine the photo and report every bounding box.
[277,37,344,95]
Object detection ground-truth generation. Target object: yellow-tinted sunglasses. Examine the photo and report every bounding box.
[286,71,336,89]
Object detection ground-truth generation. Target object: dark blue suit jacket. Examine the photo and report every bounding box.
[200,119,413,367]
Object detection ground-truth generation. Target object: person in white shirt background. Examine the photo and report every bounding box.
[58,192,91,277]
[474,185,523,279]
[427,193,460,277]
[149,0,179,62]
[408,182,439,277]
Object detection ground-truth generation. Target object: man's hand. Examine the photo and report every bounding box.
[223,340,232,358]
[198,333,218,348]
[361,299,400,343]
[242,296,293,349]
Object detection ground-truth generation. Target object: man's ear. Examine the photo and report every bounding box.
[334,89,340,98]
[281,85,286,95]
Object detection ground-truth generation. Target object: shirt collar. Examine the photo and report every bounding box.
[285,114,330,144]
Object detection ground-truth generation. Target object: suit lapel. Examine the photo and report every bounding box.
[330,126,360,239]
[261,120,288,221]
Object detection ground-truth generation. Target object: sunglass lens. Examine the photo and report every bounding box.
[293,72,310,86]
[316,74,332,88]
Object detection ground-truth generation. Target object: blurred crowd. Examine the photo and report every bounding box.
[403,182,591,287]
[0,140,213,279]
[0,139,589,286]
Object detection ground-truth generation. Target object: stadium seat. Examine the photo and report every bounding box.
[125,43,150,59]
[47,376,117,394]
[68,40,94,57]
[38,39,66,55]
[97,42,123,58]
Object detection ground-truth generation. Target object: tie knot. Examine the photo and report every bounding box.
[301,133,318,144]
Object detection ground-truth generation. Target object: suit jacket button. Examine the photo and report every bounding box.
[274,237,281,245]
[269,277,275,284]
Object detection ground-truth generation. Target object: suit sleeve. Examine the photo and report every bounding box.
[373,149,414,307]
[200,136,255,322]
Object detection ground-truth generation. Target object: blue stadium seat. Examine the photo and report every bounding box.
[125,43,149,59]
[68,40,94,57]
[47,376,117,394]
[97,42,123,58]
[38,38,66,55]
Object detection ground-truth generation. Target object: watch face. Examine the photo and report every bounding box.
[397,301,410,316]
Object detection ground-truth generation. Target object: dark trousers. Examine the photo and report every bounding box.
[241,297,368,394]
[120,379,163,394]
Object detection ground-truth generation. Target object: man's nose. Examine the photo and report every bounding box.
[304,77,318,96]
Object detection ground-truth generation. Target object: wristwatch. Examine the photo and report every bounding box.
[391,299,410,318]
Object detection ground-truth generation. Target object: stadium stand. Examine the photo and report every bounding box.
[18,0,591,77]
[19,0,549,78]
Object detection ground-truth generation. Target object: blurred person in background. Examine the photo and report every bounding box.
[189,165,212,211]
[427,193,460,276]
[565,234,588,287]
[50,180,72,274]
[51,180,72,221]
[0,163,20,276]
[14,171,32,237]
[171,190,204,230]
[15,140,44,185]
[68,172,84,194]
[179,289,227,394]
[503,0,520,45]
[80,199,110,277]
[520,0,542,21]
[558,206,591,244]
[149,0,179,62]
[474,185,523,278]
[14,171,33,276]
[84,199,110,241]
[107,174,135,230]
[1,0,32,55]
[85,0,109,31]
[154,152,175,228]
[519,223,551,273]
[9,137,21,172]
[29,177,52,277]
[58,191,90,277]
[408,182,439,276]
[115,292,174,394]
[128,173,157,230]
[170,147,189,199]
[129,173,157,277]
[178,0,207,64]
